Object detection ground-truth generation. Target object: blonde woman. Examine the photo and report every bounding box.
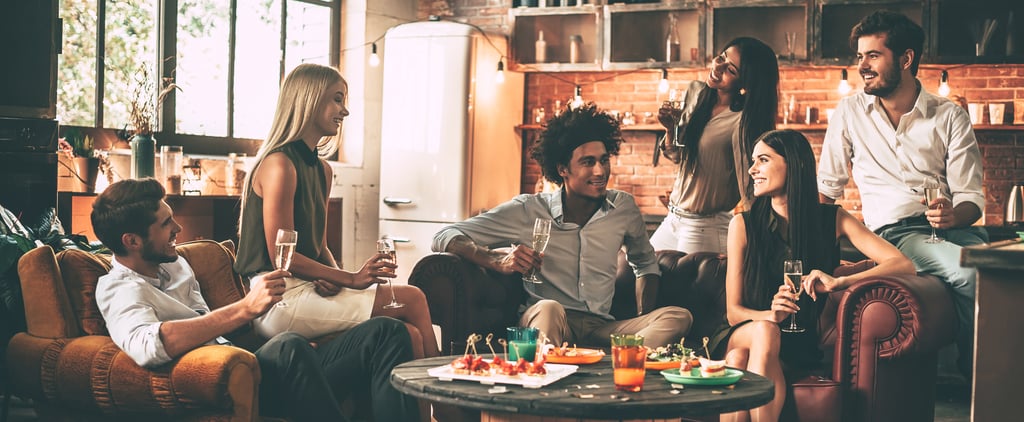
[234,63,439,357]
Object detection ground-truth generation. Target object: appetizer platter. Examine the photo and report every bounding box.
[545,342,605,364]
[429,334,579,388]
[645,338,700,370]
[660,367,744,386]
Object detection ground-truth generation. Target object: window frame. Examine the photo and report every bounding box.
[65,0,340,156]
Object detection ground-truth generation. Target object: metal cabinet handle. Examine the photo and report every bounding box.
[383,197,412,206]
[384,236,411,243]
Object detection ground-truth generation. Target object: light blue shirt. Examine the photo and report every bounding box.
[432,189,659,320]
[96,256,228,368]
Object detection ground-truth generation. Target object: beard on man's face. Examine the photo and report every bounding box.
[141,238,178,264]
[862,64,902,98]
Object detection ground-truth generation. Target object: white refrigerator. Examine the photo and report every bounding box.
[379,21,524,283]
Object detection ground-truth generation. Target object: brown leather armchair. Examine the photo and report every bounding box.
[7,240,264,421]
[409,250,957,422]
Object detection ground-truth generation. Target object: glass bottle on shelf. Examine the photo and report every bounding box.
[569,35,582,64]
[535,30,547,63]
[665,14,681,63]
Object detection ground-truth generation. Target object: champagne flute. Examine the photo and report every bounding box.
[781,259,805,333]
[274,229,297,308]
[522,218,552,284]
[922,177,945,244]
[666,89,685,147]
[377,238,404,309]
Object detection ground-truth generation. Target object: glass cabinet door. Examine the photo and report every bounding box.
[816,0,925,65]
[603,2,705,70]
[510,5,602,71]
[709,0,809,65]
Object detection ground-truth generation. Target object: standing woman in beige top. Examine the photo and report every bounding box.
[649,37,779,254]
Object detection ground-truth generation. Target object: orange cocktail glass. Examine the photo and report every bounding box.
[611,334,646,392]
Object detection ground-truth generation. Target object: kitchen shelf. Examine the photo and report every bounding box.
[603,2,705,70]
[509,5,602,71]
[816,0,926,65]
[709,0,810,65]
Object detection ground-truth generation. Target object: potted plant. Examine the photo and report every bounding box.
[58,128,103,192]
[126,66,179,179]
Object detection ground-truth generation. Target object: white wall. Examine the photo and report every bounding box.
[333,0,417,269]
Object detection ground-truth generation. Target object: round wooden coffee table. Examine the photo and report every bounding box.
[391,356,774,421]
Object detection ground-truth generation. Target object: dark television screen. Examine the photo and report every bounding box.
[0,0,58,119]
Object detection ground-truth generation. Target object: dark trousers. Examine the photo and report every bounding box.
[254,316,419,422]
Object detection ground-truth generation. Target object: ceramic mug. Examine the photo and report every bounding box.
[989,103,1005,125]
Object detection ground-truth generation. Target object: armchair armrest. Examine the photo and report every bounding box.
[408,253,523,355]
[7,333,259,420]
[830,273,956,421]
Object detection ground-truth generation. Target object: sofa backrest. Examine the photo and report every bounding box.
[19,240,255,345]
[612,249,869,350]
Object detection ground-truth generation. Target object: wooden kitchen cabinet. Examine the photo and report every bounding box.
[58,192,344,262]
[507,0,1022,72]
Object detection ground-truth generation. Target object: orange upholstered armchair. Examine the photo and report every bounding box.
[6,240,264,421]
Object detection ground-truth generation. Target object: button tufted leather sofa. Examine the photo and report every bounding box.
[409,250,957,422]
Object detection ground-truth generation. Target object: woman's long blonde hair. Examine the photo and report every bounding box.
[238,63,346,235]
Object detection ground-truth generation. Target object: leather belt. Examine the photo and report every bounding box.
[873,214,929,234]
[668,205,715,219]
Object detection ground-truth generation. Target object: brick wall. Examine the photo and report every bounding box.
[421,1,1024,225]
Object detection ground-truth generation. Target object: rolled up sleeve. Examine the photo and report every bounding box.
[944,106,986,214]
[818,103,852,200]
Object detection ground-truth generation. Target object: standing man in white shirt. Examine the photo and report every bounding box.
[817,11,987,379]
[91,178,419,421]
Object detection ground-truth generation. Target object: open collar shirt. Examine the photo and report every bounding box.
[97,255,226,368]
[432,189,659,320]
[817,83,985,231]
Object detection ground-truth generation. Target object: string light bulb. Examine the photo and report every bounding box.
[938,70,951,97]
[571,85,584,109]
[495,59,505,84]
[658,69,670,94]
[369,43,381,67]
[837,69,852,96]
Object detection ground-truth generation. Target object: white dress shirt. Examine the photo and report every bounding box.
[96,256,226,368]
[432,189,659,320]
[817,84,985,231]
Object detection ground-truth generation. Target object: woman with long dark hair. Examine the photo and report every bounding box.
[649,37,779,254]
[712,129,914,421]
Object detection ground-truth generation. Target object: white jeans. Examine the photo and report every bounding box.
[648,211,732,254]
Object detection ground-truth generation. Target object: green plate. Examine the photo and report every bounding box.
[660,368,744,386]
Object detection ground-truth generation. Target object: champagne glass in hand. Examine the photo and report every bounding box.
[274,229,297,307]
[781,259,805,333]
[523,218,553,284]
[922,177,945,244]
[377,238,404,309]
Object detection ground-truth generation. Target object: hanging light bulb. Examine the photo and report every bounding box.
[658,69,670,94]
[938,70,951,97]
[571,85,584,109]
[837,69,852,96]
[369,42,381,67]
[495,60,505,84]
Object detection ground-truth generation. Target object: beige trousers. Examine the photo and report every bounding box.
[519,299,692,348]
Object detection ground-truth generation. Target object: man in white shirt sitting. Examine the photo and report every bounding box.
[817,11,987,379]
[91,178,419,421]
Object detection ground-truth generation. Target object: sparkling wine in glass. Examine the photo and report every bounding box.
[781,259,805,333]
[377,238,404,309]
[523,218,552,284]
[923,178,945,244]
[274,229,297,307]
[665,89,685,147]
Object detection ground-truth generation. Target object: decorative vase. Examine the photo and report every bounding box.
[72,156,100,192]
[131,134,155,179]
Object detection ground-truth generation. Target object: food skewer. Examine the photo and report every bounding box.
[702,336,710,358]
[485,333,497,359]
[498,338,509,361]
